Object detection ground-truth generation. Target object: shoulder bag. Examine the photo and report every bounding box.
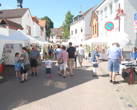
[58,52,64,64]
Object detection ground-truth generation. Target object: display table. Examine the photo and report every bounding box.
[119,61,137,85]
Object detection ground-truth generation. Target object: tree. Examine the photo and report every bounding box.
[41,16,54,37]
[62,11,74,39]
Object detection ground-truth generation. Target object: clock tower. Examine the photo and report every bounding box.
[17,0,23,8]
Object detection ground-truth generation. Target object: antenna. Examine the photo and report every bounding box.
[79,4,82,14]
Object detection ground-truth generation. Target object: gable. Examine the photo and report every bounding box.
[90,11,98,26]
[0,19,23,30]
[22,10,34,25]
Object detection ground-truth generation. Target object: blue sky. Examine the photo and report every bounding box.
[0,0,103,28]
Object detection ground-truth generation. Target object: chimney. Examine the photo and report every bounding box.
[17,0,23,8]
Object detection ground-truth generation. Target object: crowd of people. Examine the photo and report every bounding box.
[14,44,40,83]
[46,42,85,78]
[14,41,134,84]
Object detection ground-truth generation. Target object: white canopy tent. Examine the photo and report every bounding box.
[9,30,41,44]
[0,34,24,65]
[83,37,109,45]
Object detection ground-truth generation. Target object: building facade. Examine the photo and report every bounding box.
[90,11,98,38]
[50,26,63,43]
[70,6,97,41]
[96,0,137,56]
[0,8,46,41]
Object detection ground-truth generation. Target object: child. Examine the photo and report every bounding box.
[14,52,21,81]
[45,57,52,78]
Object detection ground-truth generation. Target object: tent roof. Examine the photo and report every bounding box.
[9,30,40,43]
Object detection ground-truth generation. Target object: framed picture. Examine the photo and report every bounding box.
[5,44,14,50]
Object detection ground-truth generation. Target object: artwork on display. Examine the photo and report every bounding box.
[7,50,11,53]
[5,44,14,50]
[94,44,109,53]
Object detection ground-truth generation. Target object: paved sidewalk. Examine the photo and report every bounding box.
[99,60,137,107]
[0,60,137,110]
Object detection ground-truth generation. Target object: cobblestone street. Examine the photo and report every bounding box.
[0,60,137,110]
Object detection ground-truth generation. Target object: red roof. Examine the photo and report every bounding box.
[0,18,23,30]
[39,20,46,27]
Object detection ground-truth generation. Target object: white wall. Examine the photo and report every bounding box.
[42,28,46,40]
[9,29,16,35]
[0,26,9,36]
[85,6,97,35]
[34,22,40,37]
[123,0,137,51]
[98,0,124,37]
[50,35,57,43]
[21,10,34,38]
[70,19,85,40]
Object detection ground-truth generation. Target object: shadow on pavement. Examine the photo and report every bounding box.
[0,61,99,110]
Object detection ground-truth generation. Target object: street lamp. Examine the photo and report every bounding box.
[0,3,1,6]
[114,4,126,31]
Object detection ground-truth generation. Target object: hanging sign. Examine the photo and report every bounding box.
[134,13,137,33]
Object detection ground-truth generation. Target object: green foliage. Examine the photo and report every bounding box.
[62,11,74,39]
[47,55,51,59]
[41,16,54,37]
[1,52,9,64]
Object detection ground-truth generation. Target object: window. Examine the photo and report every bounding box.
[115,0,119,11]
[95,25,96,34]
[75,29,77,34]
[71,31,73,35]
[93,26,94,35]
[101,10,103,20]
[26,25,31,35]
[109,3,113,15]
[104,7,107,18]
[61,31,63,34]
[81,28,83,33]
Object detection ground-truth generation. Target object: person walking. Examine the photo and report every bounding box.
[56,45,62,69]
[30,45,40,76]
[20,47,29,83]
[58,46,68,78]
[67,42,76,76]
[74,46,78,68]
[76,44,84,67]
[45,57,52,79]
[106,43,121,84]
[91,46,100,77]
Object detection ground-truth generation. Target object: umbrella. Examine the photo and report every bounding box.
[108,32,129,48]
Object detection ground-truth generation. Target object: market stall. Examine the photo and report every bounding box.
[83,37,109,60]
[0,34,24,65]
[9,30,47,60]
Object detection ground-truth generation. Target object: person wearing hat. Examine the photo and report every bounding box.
[106,42,121,84]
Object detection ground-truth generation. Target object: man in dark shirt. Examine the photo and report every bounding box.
[67,42,76,76]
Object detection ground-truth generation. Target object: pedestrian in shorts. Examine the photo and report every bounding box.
[45,57,52,79]
[30,44,40,76]
[14,52,21,81]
